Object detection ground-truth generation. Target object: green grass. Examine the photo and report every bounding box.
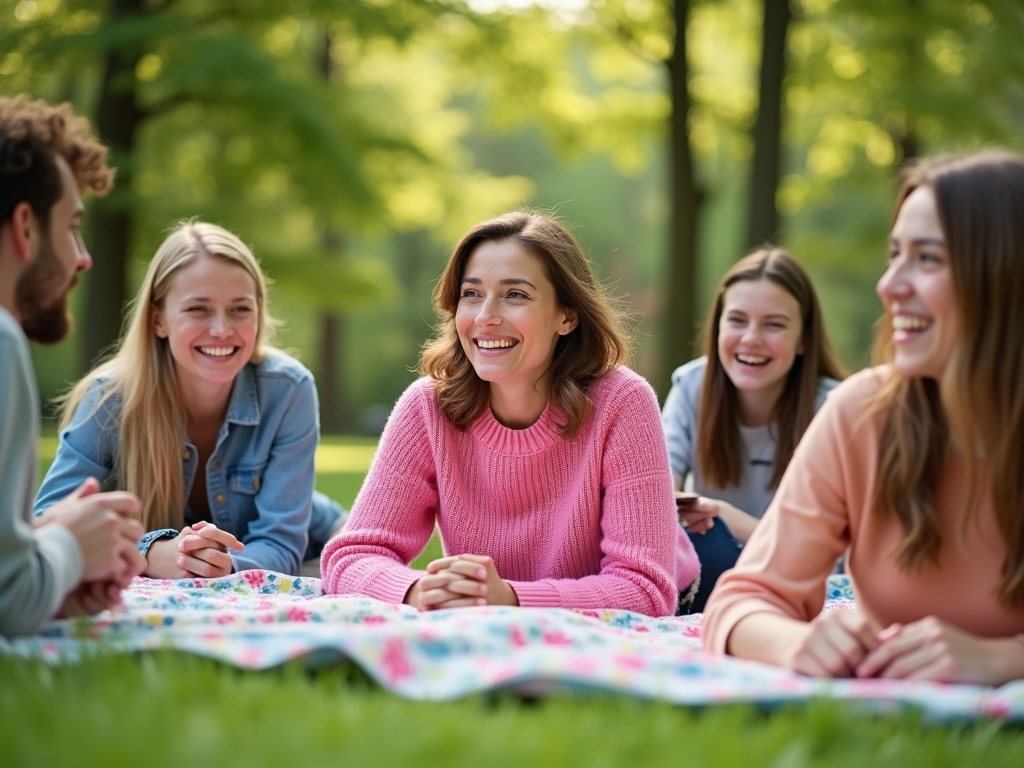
[1,653,1021,767]
[19,436,1024,764]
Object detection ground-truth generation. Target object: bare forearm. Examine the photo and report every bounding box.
[727,611,810,665]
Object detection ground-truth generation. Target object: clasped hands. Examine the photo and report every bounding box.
[34,477,147,618]
[405,554,519,611]
[788,610,1024,685]
[146,520,245,579]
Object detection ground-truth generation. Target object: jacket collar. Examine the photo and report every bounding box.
[224,364,260,426]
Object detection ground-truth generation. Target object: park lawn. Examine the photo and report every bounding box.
[17,436,1024,765]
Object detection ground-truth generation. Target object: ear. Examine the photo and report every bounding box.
[558,308,579,336]
[797,337,806,356]
[150,304,169,339]
[7,202,39,264]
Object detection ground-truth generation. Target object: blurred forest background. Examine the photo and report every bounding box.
[3,0,1023,434]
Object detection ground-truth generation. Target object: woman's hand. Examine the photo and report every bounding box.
[677,493,718,534]
[856,617,1024,685]
[405,554,519,611]
[786,610,878,677]
[146,522,244,579]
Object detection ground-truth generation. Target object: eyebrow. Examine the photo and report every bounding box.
[179,296,255,303]
[889,235,947,246]
[461,277,538,290]
[725,310,792,321]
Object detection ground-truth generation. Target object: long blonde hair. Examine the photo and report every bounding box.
[871,150,1024,607]
[420,210,632,439]
[59,221,279,531]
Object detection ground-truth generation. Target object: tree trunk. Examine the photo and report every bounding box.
[315,31,349,433]
[86,0,145,367]
[662,0,702,396]
[746,0,791,249]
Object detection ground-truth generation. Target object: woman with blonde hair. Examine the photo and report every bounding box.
[704,150,1024,684]
[662,248,845,613]
[321,210,698,616]
[36,221,344,578]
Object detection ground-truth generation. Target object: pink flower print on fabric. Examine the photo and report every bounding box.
[243,570,265,589]
[381,637,413,684]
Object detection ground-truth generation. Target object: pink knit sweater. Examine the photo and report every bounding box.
[321,367,698,616]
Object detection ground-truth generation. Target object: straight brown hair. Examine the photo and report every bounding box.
[697,248,845,489]
[420,210,631,439]
[871,149,1024,607]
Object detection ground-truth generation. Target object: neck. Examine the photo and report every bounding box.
[178,375,233,429]
[488,375,551,430]
[736,383,784,428]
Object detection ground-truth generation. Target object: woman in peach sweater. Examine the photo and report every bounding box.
[703,150,1024,685]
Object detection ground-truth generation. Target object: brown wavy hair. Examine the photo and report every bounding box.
[420,210,631,439]
[0,94,113,226]
[697,248,845,489]
[871,149,1024,607]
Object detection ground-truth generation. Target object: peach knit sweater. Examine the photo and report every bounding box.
[703,366,1024,653]
[321,367,698,616]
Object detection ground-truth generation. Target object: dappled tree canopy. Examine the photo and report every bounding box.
[2,0,1022,429]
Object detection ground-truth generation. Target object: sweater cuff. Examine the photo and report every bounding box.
[506,579,562,608]
[366,565,424,605]
[35,524,84,609]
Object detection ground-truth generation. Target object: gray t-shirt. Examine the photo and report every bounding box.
[0,306,82,637]
[661,356,839,519]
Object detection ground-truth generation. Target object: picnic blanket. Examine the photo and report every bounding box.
[3,571,1023,720]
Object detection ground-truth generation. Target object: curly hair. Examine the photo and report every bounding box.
[0,94,114,226]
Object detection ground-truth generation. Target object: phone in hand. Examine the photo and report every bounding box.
[675,492,699,507]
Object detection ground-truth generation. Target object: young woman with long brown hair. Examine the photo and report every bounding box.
[321,211,698,616]
[662,249,845,612]
[703,150,1024,684]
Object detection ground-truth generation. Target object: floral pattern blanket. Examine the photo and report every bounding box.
[3,572,1022,720]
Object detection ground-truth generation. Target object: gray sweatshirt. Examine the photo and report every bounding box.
[0,306,82,637]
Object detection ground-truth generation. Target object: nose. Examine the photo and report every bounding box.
[876,258,910,302]
[74,230,92,272]
[740,322,761,343]
[209,311,232,336]
[475,294,501,326]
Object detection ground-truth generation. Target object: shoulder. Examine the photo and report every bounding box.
[251,350,314,387]
[817,366,892,424]
[669,357,706,396]
[0,308,28,361]
[813,374,843,410]
[590,366,659,414]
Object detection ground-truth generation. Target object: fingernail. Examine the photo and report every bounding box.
[477,569,486,579]
[476,599,486,606]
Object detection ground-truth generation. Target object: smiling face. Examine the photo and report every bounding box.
[151,254,259,397]
[455,238,578,404]
[876,185,959,380]
[717,278,805,423]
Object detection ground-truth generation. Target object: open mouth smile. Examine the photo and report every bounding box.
[475,339,518,350]
[735,354,770,366]
[197,345,239,359]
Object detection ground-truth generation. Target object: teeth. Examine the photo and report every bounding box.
[477,339,516,349]
[737,354,768,365]
[200,347,235,357]
[892,315,930,331]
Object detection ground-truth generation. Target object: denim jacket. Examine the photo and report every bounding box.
[35,351,343,575]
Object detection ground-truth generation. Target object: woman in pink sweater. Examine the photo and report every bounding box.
[703,150,1024,684]
[321,211,698,616]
